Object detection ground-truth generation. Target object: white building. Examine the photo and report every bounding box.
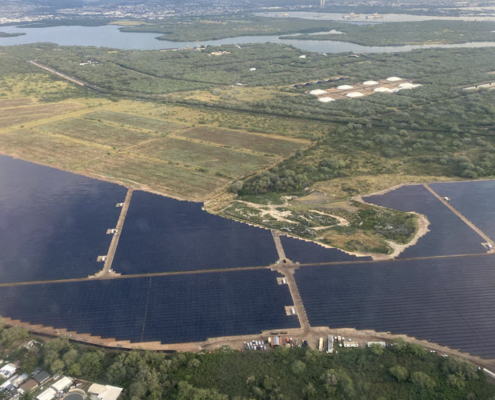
[367,341,387,347]
[52,376,73,392]
[88,384,123,400]
[0,364,17,379]
[36,388,56,400]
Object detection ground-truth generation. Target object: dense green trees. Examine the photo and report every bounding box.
[1,328,494,399]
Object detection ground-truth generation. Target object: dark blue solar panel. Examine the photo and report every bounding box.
[142,270,299,343]
[113,191,279,274]
[295,255,495,359]
[0,279,148,342]
[363,185,486,258]
[280,235,371,264]
[0,270,299,343]
[430,180,495,242]
[0,155,127,283]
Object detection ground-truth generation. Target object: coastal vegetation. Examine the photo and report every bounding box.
[0,32,25,38]
[1,325,494,400]
[118,16,495,46]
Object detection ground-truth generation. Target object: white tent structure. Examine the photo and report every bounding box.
[318,97,335,102]
[374,87,393,93]
[386,76,403,82]
[346,92,365,98]
[398,82,422,89]
[309,89,327,95]
[337,85,353,90]
[363,80,379,85]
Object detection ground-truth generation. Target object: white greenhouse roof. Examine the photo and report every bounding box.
[318,97,335,102]
[374,87,393,93]
[309,89,327,95]
[346,92,365,98]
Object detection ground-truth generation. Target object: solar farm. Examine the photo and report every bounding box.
[308,77,422,102]
[2,154,495,360]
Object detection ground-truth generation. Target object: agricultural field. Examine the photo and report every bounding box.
[178,126,310,157]
[84,110,186,134]
[0,129,108,169]
[0,102,81,129]
[36,118,155,149]
[132,137,277,179]
[86,154,230,200]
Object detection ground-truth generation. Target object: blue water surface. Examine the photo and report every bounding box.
[0,155,127,283]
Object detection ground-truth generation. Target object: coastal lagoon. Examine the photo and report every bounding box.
[1,24,495,53]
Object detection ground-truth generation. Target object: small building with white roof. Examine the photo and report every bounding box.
[0,364,17,379]
[363,80,379,85]
[318,97,335,103]
[309,89,327,96]
[386,76,403,82]
[36,387,56,400]
[346,92,365,98]
[88,384,123,400]
[337,85,353,90]
[52,376,73,392]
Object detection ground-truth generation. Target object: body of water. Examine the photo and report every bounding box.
[1,24,495,53]
[0,154,126,283]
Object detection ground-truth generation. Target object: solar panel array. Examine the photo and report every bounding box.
[280,235,371,264]
[113,191,279,274]
[0,270,299,343]
[295,255,495,358]
[364,185,486,258]
[0,155,127,283]
[431,180,495,242]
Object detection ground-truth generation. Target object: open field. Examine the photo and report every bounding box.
[87,154,230,200]
[132,137,275,178]
[36,118,155,149]
[178,126,310,157]
[0,130,108,169]
[0,98,34,108]
[0,102,81,129]
[84,110,186,134]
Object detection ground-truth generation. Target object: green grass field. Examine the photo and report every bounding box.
[0,130,108,169]
[36,118,154,149]
[88,154,230,200]
[84,110,186,134]
[178,127,310,157]
[132,137,275,178]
